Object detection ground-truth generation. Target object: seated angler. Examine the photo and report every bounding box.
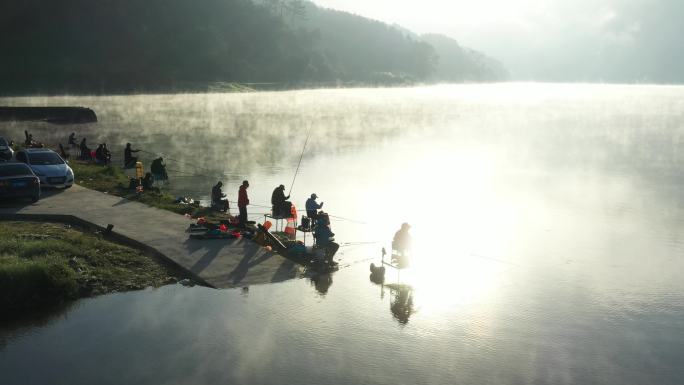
[142,172,155,191]
[271,184,291,217]
[305,193,323,221]
[150,157,168,181]
[211,181,229,212]
[314,213,339,263]
[392,223,412,257]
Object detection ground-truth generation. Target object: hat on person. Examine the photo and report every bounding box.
[311,193,318,199]
[279,184,285,189]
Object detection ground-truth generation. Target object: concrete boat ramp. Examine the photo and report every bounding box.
[0,185,300,288]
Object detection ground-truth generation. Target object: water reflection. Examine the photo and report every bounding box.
[389,284,415,324]
[0,301,76,350]
[3,85,684,384]
[369,271,415,324]
[310,273,333,295]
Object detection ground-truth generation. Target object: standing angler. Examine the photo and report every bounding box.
[238,180,250,227]
[124,143,141,169]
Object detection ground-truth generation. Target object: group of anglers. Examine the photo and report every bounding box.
[211,180,338,260]
[67,132,112,165]
[66,132,169,187]
[27,131,411,266]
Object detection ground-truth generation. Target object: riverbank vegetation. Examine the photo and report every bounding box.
[0,221,181,316]
[70,162,227,222]
[1,0,506,95]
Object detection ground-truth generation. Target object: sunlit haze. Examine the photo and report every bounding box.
[312,0,684,82]
[3,0,684,383]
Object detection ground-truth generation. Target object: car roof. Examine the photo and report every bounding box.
[0,162,31,168]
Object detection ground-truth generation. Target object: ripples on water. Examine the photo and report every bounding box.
[1,84,684,384]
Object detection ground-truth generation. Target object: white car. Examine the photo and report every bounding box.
[16,148,74,188]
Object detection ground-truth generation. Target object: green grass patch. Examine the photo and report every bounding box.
[0,255,78,310]
[70,162,130,193]
[72,162,230,221]
[0,221,181,315]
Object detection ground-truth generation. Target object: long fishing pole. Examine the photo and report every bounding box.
[139,150,231,180]
[288,123,312,196]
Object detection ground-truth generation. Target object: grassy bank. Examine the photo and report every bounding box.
[70,162,226,221]
[0,221,181,315]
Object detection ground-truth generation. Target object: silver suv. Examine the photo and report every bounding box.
[15,148,74,188]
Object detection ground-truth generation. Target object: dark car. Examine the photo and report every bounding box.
[0,162,41,202]
[0,136,13,161]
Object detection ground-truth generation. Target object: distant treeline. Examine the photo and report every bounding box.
[0,0,507,95]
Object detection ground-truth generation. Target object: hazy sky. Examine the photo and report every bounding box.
[312,0,684,82]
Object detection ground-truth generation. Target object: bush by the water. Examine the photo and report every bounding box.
[0,222,179,315]
[0,255,78,310]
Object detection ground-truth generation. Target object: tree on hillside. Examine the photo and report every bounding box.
[262,0,306,21]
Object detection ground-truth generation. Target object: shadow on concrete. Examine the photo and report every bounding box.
[0,188,63,212]
[225,240,278,285]
[271,258,298,283]
[184,238,227,274]
[112,197,134,207]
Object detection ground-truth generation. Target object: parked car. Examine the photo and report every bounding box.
[0,136,14,161]
[15,148,74,188]
[0,162,40,202]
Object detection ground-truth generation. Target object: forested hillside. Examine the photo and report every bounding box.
[0,0,506,95]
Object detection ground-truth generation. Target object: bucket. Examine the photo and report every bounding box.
[284,218,296,240]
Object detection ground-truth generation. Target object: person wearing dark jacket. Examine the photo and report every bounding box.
[95,144,107,165]
[102,143,112,165]
[68,133,77,147]
[124,143,140,168]
[58,143,69,160]
[314,216,339,262]
[79,138,90,160]
[238,180,250,227]
[305,193,323,220]
[212,181,229,212]
[142,172,154,190]
[271,184,291,217]
[392,223,412,256]
[151,157,168,180]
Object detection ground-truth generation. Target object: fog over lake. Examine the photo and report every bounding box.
[1,83,684,385]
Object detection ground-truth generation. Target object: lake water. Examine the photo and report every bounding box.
[1,83,684,384]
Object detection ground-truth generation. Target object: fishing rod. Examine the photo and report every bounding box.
[287,123,312,196]
[327,214,368,225]
[165,167,226,180]
[339,241,379,247]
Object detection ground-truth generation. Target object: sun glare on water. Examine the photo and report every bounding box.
[374,143,515,319]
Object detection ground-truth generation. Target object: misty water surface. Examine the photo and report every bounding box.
[1,84,683,385]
